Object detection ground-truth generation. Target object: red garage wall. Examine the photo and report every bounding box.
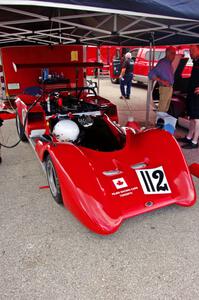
[1,44,85,96]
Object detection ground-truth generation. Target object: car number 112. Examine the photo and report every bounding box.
[136,166,171,194]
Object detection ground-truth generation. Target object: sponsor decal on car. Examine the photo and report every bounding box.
[112,177,138,198]
[112,187,138,198]
[112,177,128,190]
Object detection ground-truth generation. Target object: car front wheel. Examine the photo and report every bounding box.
[46,155,63,205]
[111,78,119,84]
[16,110,27,142]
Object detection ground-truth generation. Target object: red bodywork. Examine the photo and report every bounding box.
[189,164,199,178]
[0,111,15,120]
[15,92,196,234]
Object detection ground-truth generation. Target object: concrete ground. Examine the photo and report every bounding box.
[0,79,199,300]
[99,78,156,126]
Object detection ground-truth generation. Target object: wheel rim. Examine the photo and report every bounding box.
[47,161,58,197]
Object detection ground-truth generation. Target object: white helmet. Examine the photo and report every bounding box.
[125,52,132,59]
[53,119,80,142]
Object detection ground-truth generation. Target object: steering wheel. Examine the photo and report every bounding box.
[77,87,97,101]
[77,114,94,128]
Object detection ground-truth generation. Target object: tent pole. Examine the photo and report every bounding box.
[145,41,153,127]
[97,45,100,95]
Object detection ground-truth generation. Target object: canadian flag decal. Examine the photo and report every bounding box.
[112,177,128,190]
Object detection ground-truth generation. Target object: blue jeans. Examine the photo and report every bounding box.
[120,73,133,97]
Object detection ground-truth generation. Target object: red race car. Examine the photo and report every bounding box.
[15,86,196,235]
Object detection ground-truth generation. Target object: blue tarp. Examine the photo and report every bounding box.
[30,0,199,21]
[0,1,199,45]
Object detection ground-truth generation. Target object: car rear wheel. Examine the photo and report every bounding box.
[111,78,119,84]
[46,155,63,205]
[16,110,28,142]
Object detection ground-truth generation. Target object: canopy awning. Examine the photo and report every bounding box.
[0,1,198,47]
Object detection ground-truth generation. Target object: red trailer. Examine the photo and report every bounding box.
[0,44,88,109]
[86,45,121,77]
[1,44,88,95]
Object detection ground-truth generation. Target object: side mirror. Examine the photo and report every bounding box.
[87,80,97,89]
[93,81,97,88]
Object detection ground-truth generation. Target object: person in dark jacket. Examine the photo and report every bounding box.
[178,45,199,149]
[119,52,133,100]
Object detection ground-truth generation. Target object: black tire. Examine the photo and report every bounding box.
[111,78,119,84]
[46,155,63,205]
[16,111,28,142]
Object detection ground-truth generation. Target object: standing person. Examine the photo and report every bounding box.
[119,52,133,100]
[178,45,199,149]
[148,46,176,112]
